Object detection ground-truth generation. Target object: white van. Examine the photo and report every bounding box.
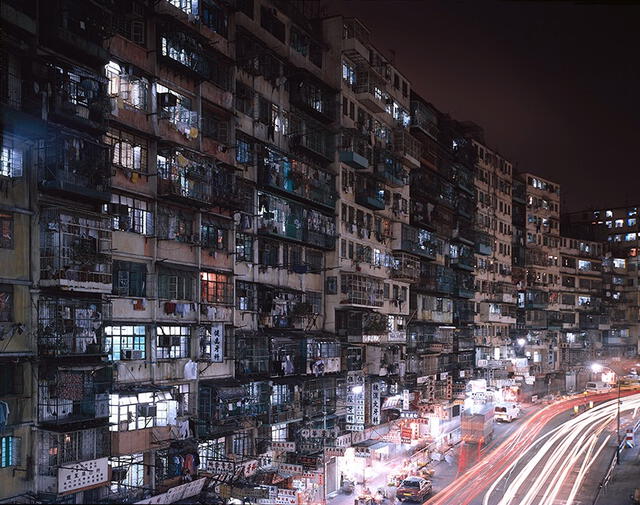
[494,402,520,422]
[585,381,611,393]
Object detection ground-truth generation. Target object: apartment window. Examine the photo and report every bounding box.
[235,80,255,117]
[0,213,13,249]
[306,249,323,273]
[202,0,228,36]
[628,218,637,227]
[112,261,145,297]
[156,326,190,359]
[232,431,252,456]
[1,141,23,178]
[157,208,194,243]
[105,128,148,172]
[200,272,233,305]
[258,238,279,267]
[402,81,408,97]
[236,134,254,165]
[306,291,322,315]
[201,217,228,250]
[290,28,309,56]
[0,363,23,396]
[104,325,146,361]
[112,5,145,44]
[157,84,198,129]
[105,61,148,111]
[106,194,153,235]
[0,285,12,322]
[271,423,288,442]
[283,244,303,269]
[201,111,229,143]
[0,437,20,468]
[158,269,195,300]
[342,61,356,87]
[237,281,257,311]
[235,233,254,262]
[615,219,624,228]
[260,6,285,42]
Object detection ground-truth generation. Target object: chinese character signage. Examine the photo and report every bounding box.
[370,381,381,426]
[211,323,224,363]
[402,389,410,411]
[271,441,296,452]
[346,372,365,431]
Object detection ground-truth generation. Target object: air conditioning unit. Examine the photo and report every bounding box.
[137,404,157,418]
[158,92,177,108]
[108,203,129,216]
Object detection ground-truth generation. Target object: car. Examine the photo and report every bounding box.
[395,476,432,502]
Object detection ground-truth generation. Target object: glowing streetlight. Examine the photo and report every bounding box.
[590,363,603,373]
[517,338,526,347]
[351,385,364,395]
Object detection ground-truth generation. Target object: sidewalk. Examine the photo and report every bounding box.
[594,434,640,505]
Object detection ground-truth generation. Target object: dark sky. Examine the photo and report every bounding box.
[322,0,640,212]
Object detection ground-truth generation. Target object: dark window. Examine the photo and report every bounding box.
[158,269,195,300]
[0,363,23,396]
[113,261,146,297]
[0,285,12,322]
[260,6,285,42]
[236,0,254,18]
[201,217,229,250]
[0,213,13,249]
[201,1,228,37]
[306,249,323,273]
[258,238,279,267]
[236,133,254,165]
[202,112,229,143]
[235,81,254,117]
[235,233,254,262]
[237,281,257,311]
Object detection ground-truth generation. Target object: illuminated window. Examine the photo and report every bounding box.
[1,141,23,178]
[200,272,233,305]
[0,436,20,467]
[104,325,146,361]
[615,219,624,228]
[628,218,637,227]
[625,233,637,241]
[605,210,613,217]
[156,326,190,359]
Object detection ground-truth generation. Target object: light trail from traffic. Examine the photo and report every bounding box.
[483,392,640,505]
[424,391,640,505]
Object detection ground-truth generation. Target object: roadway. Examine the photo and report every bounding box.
[425,391,640,505]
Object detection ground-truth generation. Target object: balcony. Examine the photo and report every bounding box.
[579,313,611,330]
[397,224,438,260]
[373,149,408,187]
[40,0,111,65]
[37,297,111,358]
[289,72,336,124]
[355,176,385,210]
[453,163,474,195]
[419,264,456,295]
[289,117,335,162]
[40,208,112,293]
[392,129,422,168]
[457,193,474,219]
[354,78,387,114]
[159,26,211,80]
[157,149,214,206]
[524,290,549,309]
[412,294,453,324]
[339,129,372,169]
[38,366,111,426]
[391,253,420,282]
[46,64,109,132]
[454,300,476,326]
[336,309,389,342]
[410,99,439,139]
[339,275,384,307]
[478,303,516,324]
[35,133,111,202]
[37,427,110,496]
[455,271,475,298]
[342,19,371,66]
[450,244,474,271]
[258,146,336,210]
[475,231,493,255]
[258,201,336,248]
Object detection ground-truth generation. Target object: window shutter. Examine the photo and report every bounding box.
[217,121,229,144]
[132,20,145,45]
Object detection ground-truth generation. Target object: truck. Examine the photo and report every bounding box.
[585,381,612,393]
[461,405,494,445]
[494,402,520,422]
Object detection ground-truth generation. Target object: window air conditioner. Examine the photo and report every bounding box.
[158,92,177,108]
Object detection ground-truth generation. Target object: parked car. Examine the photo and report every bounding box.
[494,402,521,422]
[585,381,612,393]
[395,476,432,502]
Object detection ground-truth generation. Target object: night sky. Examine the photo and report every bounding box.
[322,0,640,212]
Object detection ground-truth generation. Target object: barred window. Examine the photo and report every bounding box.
[156,326,191,359]
[201,217,229,250]
[158,269,195,300]
[236,133,254,165]
[306,249,323,273]
[235,233,254,262]
[258,238,279,267]
[200,272,233,305]
[202,111,229,143]
[306,291,322,314]
[0,362,23,396]
[235,81,254,117]
[104,325,146,361]
[105,194,154,235]
[236,281,257,311]
[0,213,13,249]
[0,436,21,468]
[105,61,149,111]
[157,207,194,243]
[0,285,12,322]
[157,84,198,129]
[1,141,23,178]
[105,128,148,172]
[113,261,146,297]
